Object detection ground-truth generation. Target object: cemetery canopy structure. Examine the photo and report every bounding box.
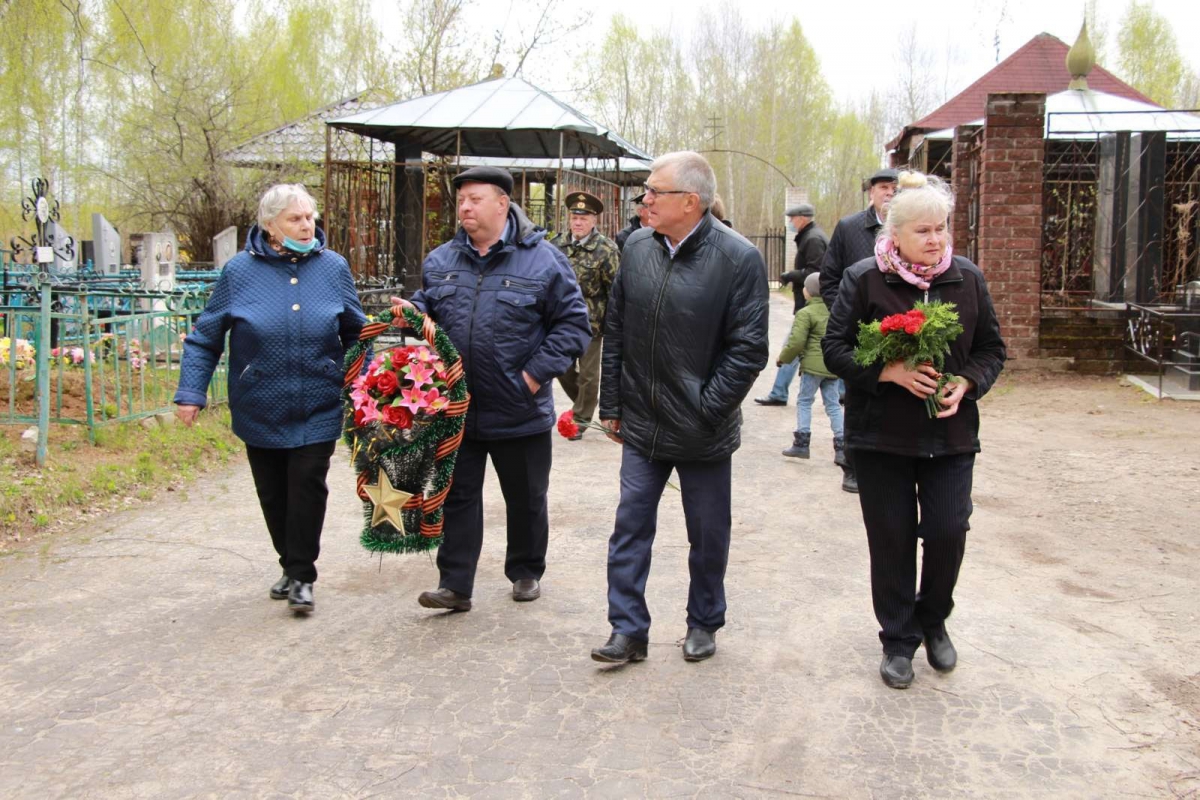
[325,77,653,288]
[888,31,1155,176]
[886,21,1200,384]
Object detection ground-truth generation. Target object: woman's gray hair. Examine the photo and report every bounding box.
[258,183,320,229]
[650,151,717,208]
[882,171,955,239]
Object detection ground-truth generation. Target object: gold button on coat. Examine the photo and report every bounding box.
[292,304,300,311]
[290,277,298,284]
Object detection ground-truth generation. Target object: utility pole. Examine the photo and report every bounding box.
[703,115,724,148]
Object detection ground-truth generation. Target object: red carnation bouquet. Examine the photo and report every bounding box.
[853,301,964,418]
[555,410,609,440]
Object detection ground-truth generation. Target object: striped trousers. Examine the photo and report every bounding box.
[854,451,975,658]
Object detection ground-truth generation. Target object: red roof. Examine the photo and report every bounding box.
[890,33,1158,148]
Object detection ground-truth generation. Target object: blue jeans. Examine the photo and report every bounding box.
[606,445,732,641]
[797,373,844,436]
[766,358,799,401]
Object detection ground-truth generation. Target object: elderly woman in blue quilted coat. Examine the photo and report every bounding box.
[174,184,365,615]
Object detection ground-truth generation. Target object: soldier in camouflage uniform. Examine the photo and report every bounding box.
[551,191,621,439]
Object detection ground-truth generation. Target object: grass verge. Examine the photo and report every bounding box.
[0,407,241,552]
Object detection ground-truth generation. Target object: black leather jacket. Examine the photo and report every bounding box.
[600,213,769,462]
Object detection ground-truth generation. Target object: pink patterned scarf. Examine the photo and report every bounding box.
[874,236,953,290]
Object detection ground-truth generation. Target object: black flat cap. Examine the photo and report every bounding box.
[452,166,514,195]
[868,168,899,186]
[566,191,604,215]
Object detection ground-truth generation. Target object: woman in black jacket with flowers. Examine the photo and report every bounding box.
[823,170,1006,689]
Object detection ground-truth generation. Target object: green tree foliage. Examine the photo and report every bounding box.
[585,12,879,233]
[1115,1,1199,108]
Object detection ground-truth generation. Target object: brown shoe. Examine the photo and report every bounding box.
[512,578,541,601]
[417,587,471,612]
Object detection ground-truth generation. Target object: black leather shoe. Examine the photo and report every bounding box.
[418,587,471,612]
[880,654,914,688]
[269,572,290,600]
[841,467,859,494]
[923,627,958,672]
[591,633,648,663]
[753,396,787,406]
[287,580,314,614]
[512,578,541,601]
[682,628,717,662]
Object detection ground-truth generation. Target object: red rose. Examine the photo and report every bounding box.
[556,410,579,439]
[365,370,380,389]
[381,403,413,428]
[375,370,400,396]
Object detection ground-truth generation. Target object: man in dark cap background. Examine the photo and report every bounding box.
[755,202,827,407]
[550,191,621,439]
[817,166,898,493]
[615,192,650,251]
[398,165,591,611]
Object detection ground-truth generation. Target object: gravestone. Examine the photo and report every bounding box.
[139,232,177,293]
[91,213,122,276]
[45,220,77,276]
[213,226,238,269]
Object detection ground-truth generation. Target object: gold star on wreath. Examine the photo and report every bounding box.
[363,469,413,532]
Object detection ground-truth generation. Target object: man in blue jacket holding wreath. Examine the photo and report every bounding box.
[404,166,590,611]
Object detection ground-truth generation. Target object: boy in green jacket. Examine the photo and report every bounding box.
[777,273,844,462]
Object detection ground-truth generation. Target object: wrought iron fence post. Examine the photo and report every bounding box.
[36,274,51,467]
[80,292,96,442]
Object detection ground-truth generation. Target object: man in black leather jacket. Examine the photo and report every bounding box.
[590,151,769,665]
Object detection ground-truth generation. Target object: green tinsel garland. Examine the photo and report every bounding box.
[342,306,468,553]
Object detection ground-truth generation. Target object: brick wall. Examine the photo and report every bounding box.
[1039,312,1125,374]
[977,92,1045,361]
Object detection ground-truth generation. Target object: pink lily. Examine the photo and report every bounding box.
[397,384,430,413]
[424,387,450,413]
[352,373,367,391]
[415,346,433,362]
[359,396,381,424]
[404,360,435,388]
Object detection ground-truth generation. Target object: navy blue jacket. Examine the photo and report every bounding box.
[174,226,366,448]
[410,203,590,440]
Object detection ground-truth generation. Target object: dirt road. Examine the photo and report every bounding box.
[2,292,1198,798]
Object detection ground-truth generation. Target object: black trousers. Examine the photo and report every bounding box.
[437,431,551,597]
[854,450,975,658]
[245,439,337,584]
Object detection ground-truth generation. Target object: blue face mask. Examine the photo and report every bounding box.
[283,236,316,254]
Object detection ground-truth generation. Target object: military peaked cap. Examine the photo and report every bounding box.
[566,191,604,215]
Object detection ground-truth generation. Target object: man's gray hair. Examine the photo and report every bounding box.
[258,184,320,228]
[650,151,717,208]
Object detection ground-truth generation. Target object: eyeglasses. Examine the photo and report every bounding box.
[642,183,693,199]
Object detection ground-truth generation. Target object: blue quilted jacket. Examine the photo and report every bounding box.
[174,226,366,448]
[410,203,590,440]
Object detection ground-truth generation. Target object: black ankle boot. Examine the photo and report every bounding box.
[833,436,847,467]
[782,431,811,459]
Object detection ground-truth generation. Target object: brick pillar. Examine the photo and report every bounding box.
[978,92,1045,361]
[949,125,979,245]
